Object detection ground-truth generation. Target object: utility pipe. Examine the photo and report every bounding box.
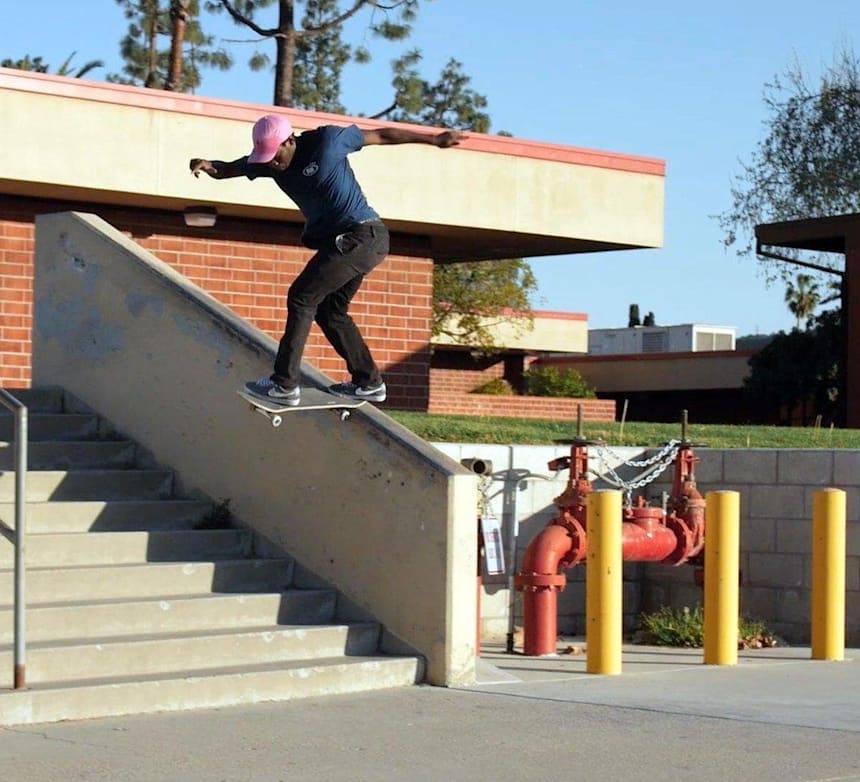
[517,524,571,656]
[515,431,706,657]
[516,514,689,656]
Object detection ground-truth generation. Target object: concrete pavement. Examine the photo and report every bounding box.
[0,642,858,782]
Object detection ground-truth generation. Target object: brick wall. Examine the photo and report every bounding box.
[0,196,433,409]
[0,217,31,386]
[428,393,616,421]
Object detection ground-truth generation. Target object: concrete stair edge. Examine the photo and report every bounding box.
[0,655,424,726]
[0,589,339,643]
[0,622,383,684]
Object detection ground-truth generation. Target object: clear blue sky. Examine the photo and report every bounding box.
[3,1,858,336]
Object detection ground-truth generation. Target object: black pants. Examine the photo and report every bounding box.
[271,220,389,389]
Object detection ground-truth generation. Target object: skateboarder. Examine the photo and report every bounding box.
[190,115,463,406]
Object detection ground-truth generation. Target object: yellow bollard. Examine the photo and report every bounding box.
[586,490,622,675]
[811,488,846,661]
[703,491,740,665]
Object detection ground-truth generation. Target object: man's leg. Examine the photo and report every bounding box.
[271,246,364,388]
[315,222,389,388]
[315,276,381,387]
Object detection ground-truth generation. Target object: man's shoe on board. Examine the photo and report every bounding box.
[328,380,386,403]
[244,377,301,406]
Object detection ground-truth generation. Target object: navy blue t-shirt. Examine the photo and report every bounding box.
[243,124,379,249]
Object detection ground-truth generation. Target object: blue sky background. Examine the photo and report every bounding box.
[2,1,858,336]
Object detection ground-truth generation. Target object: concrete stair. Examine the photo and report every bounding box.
[0,387,422,725]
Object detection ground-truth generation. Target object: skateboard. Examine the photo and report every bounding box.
[237,387,366,427]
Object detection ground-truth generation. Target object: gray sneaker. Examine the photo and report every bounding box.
[245,377,300,406]
[329,381,386,402]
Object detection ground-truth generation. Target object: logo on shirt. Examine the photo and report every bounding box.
[303,162,319,177]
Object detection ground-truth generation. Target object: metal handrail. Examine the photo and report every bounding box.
[0,389,27,689]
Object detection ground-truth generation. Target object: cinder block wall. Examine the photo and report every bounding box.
[642,449,859,646]
[0,196,433,409]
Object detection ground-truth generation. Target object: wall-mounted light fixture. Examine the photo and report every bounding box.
[183,205,218,228]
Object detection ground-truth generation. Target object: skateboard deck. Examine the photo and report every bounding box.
[237,387,366,427]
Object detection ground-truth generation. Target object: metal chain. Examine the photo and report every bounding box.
[590,444,680,507]
[595,439,681,468]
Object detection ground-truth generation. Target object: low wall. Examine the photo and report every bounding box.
[428,354,616,422]
[428,395,616,421]
[31,212,478,686]
[433,443,859,647]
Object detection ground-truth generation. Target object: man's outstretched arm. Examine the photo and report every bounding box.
[189,157,247,179]
[362,128,464,148]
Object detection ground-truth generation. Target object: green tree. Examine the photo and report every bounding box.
[375,51,529,349]
[432,260,537,351]
[784,273,821,330]
[375,50,490,131]
[207,0,422,107]
[744,309,841,426]
[719,46,860,287]
[291,0,350,112]
[109,0,231,91]
[2,52,104,78]
[721,46,860,425]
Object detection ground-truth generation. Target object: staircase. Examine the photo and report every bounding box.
[0,388,422,725]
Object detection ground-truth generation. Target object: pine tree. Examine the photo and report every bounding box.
[291,0,350,113]
[206,0,421,107]
[378,51,490,131]
[109,0,232,91]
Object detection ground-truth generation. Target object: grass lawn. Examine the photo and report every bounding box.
[387,411,860,449]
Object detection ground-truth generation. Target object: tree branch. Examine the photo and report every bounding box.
[299,0,367,38]
[368,99,398,119]
[217,0,278,38]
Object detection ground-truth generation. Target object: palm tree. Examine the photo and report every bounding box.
[784,273,821,330]
[56,52,105,78]
[1,52,104,78]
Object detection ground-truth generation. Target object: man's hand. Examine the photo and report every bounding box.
[433,130,464,148]
[189,158,218,178]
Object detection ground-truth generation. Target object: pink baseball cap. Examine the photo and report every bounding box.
[247,114,294,163]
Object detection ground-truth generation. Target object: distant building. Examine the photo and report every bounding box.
[536,322,755,424]
[588,324,736,355]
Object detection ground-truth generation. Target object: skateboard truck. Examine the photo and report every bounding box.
[247,404,353,427]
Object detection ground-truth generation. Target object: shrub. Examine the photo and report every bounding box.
[523,366,595,398]
[635,605,777,649]
[470,377,515,395]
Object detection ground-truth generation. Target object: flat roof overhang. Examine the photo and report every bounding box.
[0,68,666,263]
[755,212,860,255]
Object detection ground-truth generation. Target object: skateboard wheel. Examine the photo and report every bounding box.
[271,415,282,427]
[340,410,350,421]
